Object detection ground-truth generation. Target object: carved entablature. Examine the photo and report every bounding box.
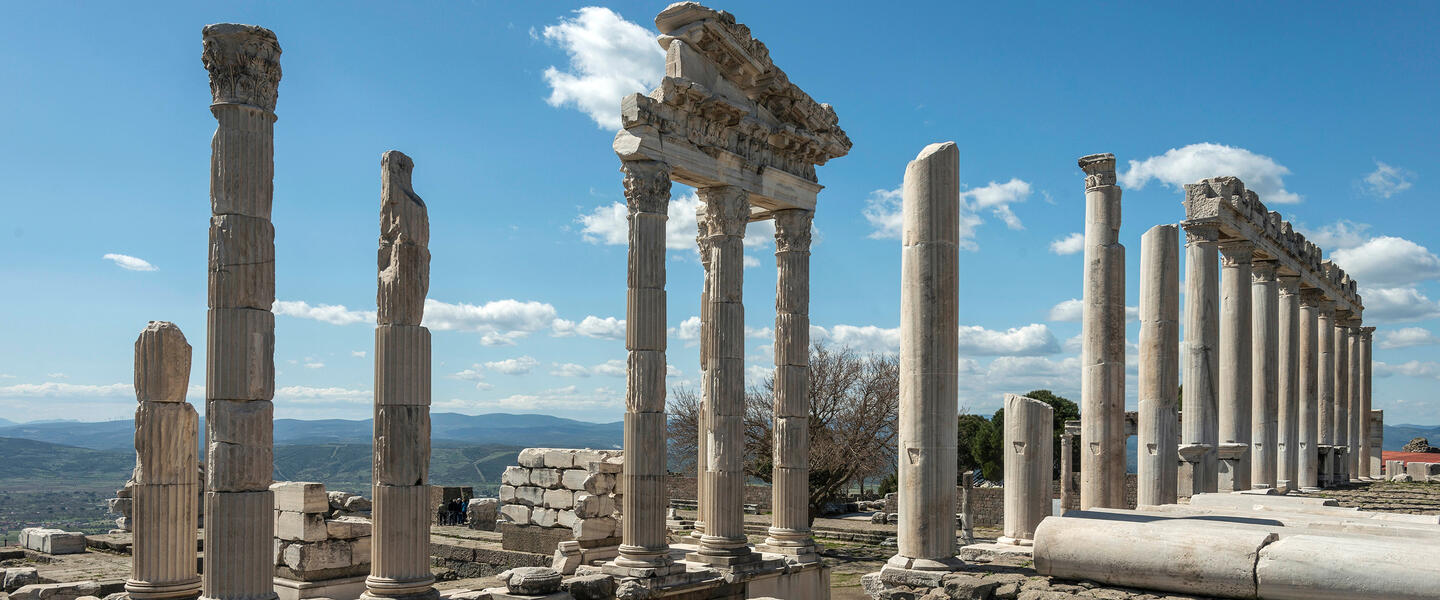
[617,3,849,196]
[201,24,282,111]
[1182,175,1362,313]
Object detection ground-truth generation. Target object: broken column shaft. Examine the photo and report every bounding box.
[1137,224,1178,506]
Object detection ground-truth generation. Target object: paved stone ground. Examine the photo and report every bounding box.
[1307,480,1440,514]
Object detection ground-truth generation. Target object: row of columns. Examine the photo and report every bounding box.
[609,159,820,575]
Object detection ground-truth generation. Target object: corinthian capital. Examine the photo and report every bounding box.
[697,186,750,238]
[772,210,813,253]
[202,24,282,111]
[621,160,671,215]
[1078,153,1117,189]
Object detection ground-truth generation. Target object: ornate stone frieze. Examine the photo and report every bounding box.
[622,160,672,214]
[201,24,281,111]
[772,210,813,253]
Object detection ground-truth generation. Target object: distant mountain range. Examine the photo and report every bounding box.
[0,412,623,451]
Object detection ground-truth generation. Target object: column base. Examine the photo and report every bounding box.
[1177,443,1216,498]
[360,589,438,600]
[126,578,201,600]
[756,535,819,564]
[362,575,437,600]
[885,554,964,572]
[995,536,1034,547]
[603,546,683,578]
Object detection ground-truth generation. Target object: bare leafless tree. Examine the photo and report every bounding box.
[666,342,899,520]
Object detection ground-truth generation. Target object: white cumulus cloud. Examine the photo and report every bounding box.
[0,382,131,397]
[485,356,540,375]
[424,299,558,346]
[103,253,158,272]
[552,315,626,340]
[957,324,1058,356]
[1359,286,1440,323]
[539,7,664,130]
[273,300,374,326]
[863,178,1029,248]
[1120,143,1300,204]
[550,359,626,378]
[274,385,370,404]
[1362,161,1414,199]
[1377,327,1440,350]
[1330,236,1440,288]
[1049,233,1084,255]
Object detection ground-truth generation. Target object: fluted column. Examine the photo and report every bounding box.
[1276,275,1300,490]
[609,160,677,575]
[364,151,437,600]
[760,209,817,561]
[1079,153,1126,509]
[1347,321,1363,481]
[1059,429,1075,510]
[1217,241,1254,491]
[691,210,711,541]
[889,142,962,572]
[1359,327,1376,479]
[1316,300,1335,486]
[1297,290,1323,491]
[1180,222,1220,496]
[201,24,280,600]
[691,185,754,567]
[1250,260,1279,489]
[1137,224,1178,506]
[129,323,201,600]
[999,394,1053,546]
[1333,318,1350,483]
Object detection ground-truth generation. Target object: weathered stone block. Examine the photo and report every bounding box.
[377,241,429,327]
[543,449,575,469]
[205,308,274,401]
[205,399,273,492]
[325,516,371,539]
[571,517,616,541]
[499,485,517,504]
[274,510,327,542]
[556,509,579,529]
[517,448,548,468]
[3,566,39,591]
[374,325,430,405]
[280,539,353,572]
[134,401,199,485]
[467,498,498,531]
[373,404,430,485]
[573,493,614,519]
[502,466,530,487]
[209,214,275,310]
[19,528,86,555]
[270,481,327,513]
[515,486,545,507]
[531,508,559,528]
[571,450,606,469]
[542,489,574,510]
[529,468,561,489]
[499,504,531,524]
[350,535,371,565]
[134,321,192,403]
[560,469,589,491]
[9,581,100,600]
[582,473,616,495]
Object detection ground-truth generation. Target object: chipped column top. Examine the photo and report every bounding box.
[1078,153,1118,190]
[1182,176,1363,315]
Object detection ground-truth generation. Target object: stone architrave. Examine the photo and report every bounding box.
[1000,394,1054,546]
[1275,275,1300,490]
[1078,153,1126,510]
[1315,301,1335,486]
[689,186,755,567]
[1360,328,1376,478]
[1179,221,1220,495]
[1217,241,1254,492]
[364,151,438,600]
[888,142,962,572]
[129,322,201,600]
[1250,261,1279,489]
[1296,290,1323,491]
[607,160,678,576]
[201,23,281,600]
[1137,224,1179,506]
[1333,324,1348,479]
[758,209,818,561]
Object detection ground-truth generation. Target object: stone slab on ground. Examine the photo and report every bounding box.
[18,530,85,556]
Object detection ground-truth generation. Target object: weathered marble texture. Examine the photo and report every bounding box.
[1137,225,1178,506]
[1217,242,1254,492]
[1000,394,1053,545]
[1180,222,1220,496]
[1250,261,1279,489]
[1079,153,1126,509]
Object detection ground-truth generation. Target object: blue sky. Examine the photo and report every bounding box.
[3,2,1439,426]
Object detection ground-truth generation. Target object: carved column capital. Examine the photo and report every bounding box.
[1078,153,1117,189]
[1277,274,1301,295]
[772,209,813,254]
[1251,259,1279,282]
[201,24,282,111]
[696,186,749,238]
[1299,288,1327,307]
[1218,241,1255,266]
[621,160,672,215]
[1182,221,1221,245]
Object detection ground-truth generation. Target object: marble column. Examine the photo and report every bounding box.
[759,209,817,561]
[691,185,754,567]
[1059,429,1075,510]
[1333,318,1350,483]
[1217,241,1254,491]
[890,142,961,572]
[1078,153,1126,510]
[1276,275,1301,490]
[365,151,437,600]
[1137,224,1178,506]
[129,322,201,600]
[999,394,1053,546]
[201,24,280,600]
[1315,300,1335,486]
[1250,260,1279,489]
[690,210,711,542]
[1342,320,1353,480]
[1180,222,1220,495]
[608,160,678,575]
[1360,327,1376,479]
[1297,290,1323,491]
